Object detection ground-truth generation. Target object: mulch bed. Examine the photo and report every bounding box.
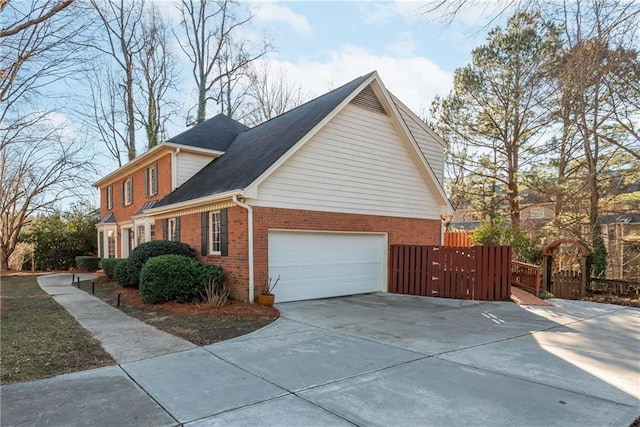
[114,284,279,319]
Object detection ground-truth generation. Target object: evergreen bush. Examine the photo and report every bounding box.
[139,255,204,304]
[100,258,124,279]
[113,259,130,287]
[127,240,197,287]
[75,256,101,272]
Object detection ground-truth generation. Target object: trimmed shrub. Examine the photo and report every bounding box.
[76,256,101,272]
[127,240,198,287]
[113,259,130,287]
[139,255,204,304]
[101,258,125,279]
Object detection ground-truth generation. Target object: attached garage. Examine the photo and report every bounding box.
[268,231,387,302]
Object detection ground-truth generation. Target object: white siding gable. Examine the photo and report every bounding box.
[176,152,213,187]
[253,104,442,219]
[395,101,445,185]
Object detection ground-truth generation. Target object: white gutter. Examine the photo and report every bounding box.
[144,189,243,216]
[232,195,254,303]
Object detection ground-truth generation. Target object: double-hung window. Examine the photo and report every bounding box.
[106,186,113,210]
[124,177,133,205]
[107,229,116,258]
[209,212,221,254]
[168,218,178,241]
[145,163,158,197]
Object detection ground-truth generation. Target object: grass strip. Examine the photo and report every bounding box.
[1,275,114,385]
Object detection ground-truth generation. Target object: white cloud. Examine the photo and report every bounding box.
[249,2,312,37]
[266,44,453,117]
[359,1,425,26]
[385,31,417,56]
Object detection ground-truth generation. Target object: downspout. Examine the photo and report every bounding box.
[232,195,254,303]
[171,147,181,190]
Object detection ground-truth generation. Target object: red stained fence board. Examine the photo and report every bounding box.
[390,245,512,301]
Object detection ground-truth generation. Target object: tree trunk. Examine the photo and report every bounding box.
[197,82,206,123]
[1,251,10,271]
[126,71,136,160]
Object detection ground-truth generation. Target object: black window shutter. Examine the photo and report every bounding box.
[130,179,133,203]
[121,182,125,206]
[144,168,148,197]
[220,208,228,256]
[162,219,168,240]
[175,217,181,241]
[201,211,209,255]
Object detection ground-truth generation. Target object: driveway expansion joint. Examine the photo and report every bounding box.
[116,364,181,426]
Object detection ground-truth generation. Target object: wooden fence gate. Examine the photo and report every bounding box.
[550,270,583,299]
[389,245,512,301]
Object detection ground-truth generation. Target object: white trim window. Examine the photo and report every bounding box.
[97,225,117,258]
[168,218,178,241]
[209,211,221,254]
[107,229,116,258]
[146,163,158,197]
[106,186,113,210]
[124,177,133,205]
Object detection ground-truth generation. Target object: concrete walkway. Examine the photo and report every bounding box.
[2,289,638,426]
[37,273,196,363]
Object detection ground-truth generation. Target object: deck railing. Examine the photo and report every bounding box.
[511,261,541,297]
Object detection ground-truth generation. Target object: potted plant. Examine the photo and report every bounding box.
[258,275,279,307]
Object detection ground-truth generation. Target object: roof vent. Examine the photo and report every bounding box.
[350,84,387,115]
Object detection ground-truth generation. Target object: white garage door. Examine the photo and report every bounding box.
[268,231,387,303]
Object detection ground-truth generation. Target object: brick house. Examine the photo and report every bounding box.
[94,71,454,302]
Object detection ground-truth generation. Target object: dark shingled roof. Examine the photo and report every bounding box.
[134,200,158,216]
[167,113,249,152]
[156,72,373,208]
[99,213,117,223]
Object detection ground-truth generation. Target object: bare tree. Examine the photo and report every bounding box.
[1,115,91,270]
[550,0,640,275]
[90,0,145,161]
[1,0,93,270]
[135,4,179,149]
[80,66,130,167]
[242,63,309,126]
[176,0,269,124]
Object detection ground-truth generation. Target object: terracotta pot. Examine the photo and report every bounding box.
[258,294,275,307]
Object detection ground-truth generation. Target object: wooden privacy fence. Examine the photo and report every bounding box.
[511,261,541,297]
[443,231,473,247]
[389,245,512,301]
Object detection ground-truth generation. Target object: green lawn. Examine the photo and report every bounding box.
[0,275,114,385]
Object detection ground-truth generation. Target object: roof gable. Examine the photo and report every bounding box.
[151,71,452,215]
[155,72,374,208]
[254,103,443,219]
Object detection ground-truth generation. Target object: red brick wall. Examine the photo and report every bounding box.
[98,153,172,256]
[176,206,441,302]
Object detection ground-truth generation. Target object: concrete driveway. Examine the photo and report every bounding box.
[2,293,638,426]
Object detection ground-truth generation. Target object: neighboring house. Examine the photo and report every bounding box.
[601,214,640,282]
[94,71,454,302]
